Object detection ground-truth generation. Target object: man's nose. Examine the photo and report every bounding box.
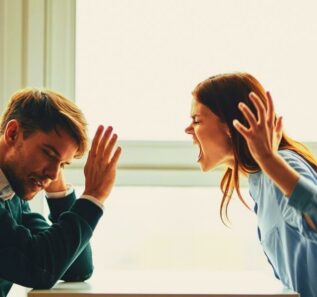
[44,163,60,181]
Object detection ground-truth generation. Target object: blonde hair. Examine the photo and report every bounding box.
[0,88,88,158]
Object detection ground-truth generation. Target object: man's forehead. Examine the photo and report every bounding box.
[33,129,78,158]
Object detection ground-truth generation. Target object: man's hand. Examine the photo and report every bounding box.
[82,125,121,203]
[44,171,67,193]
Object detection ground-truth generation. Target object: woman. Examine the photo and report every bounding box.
[185,72,317,297]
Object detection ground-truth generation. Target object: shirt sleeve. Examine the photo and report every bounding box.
[288,175,317,223]
[45,184,74,198]
[45,185,104,210]
[276,150,317,238]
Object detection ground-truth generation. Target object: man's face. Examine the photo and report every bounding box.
[2,127,78,200]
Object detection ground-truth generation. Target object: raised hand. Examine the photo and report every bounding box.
[44,170,67,193]
[83,125,122,203]
[233,91,283,166]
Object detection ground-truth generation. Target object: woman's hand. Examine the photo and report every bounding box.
[233,91,283,166]
[233,92,316,230]
[83,125,122,203]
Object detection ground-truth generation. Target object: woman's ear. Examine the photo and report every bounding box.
[225,126,232,139]
[4,120,20,145]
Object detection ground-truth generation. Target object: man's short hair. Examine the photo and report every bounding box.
[0,88,88,158]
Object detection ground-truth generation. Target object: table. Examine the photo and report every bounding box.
[28,270,299,297]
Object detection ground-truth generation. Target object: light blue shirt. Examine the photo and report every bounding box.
[249,149,317,297]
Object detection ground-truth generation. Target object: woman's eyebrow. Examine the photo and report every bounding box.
[191,113,202,119]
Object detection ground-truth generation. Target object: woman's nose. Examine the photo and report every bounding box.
[185,125,193,134]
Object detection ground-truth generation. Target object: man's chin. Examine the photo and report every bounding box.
[21,195,35,201]
[15,189,38,201]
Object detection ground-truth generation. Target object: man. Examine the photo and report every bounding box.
[0,88,121,296]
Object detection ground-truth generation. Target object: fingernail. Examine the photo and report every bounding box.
[249,92,256,98]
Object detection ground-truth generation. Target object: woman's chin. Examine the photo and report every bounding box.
[198,157,217,172]
[198,159,211,172]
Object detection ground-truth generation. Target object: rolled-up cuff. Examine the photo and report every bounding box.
[288,176,317,219]
[80,194,104,210]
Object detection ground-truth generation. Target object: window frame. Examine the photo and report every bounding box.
[1,0,317,189]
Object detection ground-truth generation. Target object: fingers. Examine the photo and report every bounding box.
[89,125,105,157]
[89,125,121,164]
[266,91,274,126]
[238,102,257,128]
[234,92,268,139]
[248,92,266,123]
[103,133,118,159]
[109,146,122,168]
[96,126,113,162]
[237,91,277,132]
[276,116,283,134]
[233,119,250,139]
[236,92,265,131]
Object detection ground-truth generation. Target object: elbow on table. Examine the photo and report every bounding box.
[61,268,93,283]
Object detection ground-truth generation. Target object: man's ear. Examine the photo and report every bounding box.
[4,120,20,145]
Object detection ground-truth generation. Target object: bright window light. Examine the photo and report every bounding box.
[76,0,317,141]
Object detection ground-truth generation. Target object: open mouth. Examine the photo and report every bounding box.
[193,139,202,162]
[29,177,44,190]
[197,145,202,162]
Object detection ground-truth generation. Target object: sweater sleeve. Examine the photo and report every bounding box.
[0,198,103,289]
[45,192,95,282]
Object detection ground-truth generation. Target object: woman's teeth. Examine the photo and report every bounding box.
[197,145,202,162]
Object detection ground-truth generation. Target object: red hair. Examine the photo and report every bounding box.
[193,72,317,224]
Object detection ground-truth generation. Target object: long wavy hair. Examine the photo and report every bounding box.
[192,72,317,224]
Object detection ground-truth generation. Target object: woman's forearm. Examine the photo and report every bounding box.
[258,153,317,230]
[257,153,300,198]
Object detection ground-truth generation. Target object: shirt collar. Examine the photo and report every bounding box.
[0,169,15,201]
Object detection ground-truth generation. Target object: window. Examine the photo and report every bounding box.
[76,0,317,142]
[2,0,316,295]
[75,0,317,276]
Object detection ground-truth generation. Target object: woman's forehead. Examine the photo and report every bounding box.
[191,99,213,117]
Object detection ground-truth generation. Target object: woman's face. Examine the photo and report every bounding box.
[185,97,234,171]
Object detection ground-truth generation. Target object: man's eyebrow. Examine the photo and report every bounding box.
[43,144,61,157]
[43,144,72,165]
